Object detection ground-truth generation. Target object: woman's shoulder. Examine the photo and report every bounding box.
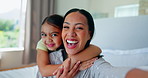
[92,58,112,69]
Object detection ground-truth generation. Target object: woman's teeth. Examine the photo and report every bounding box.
[67,40,78,43]
[66,40,78,49]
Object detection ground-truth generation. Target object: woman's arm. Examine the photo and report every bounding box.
[37,49,61,76]
[126,68,148,78]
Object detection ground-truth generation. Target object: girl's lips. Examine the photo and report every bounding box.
[47,44,55,47]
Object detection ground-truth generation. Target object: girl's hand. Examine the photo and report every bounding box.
[79,57,98,70]
[53,58,81,78]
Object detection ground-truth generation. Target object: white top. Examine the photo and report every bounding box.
[37,49,133,78]
[37,49,63,78]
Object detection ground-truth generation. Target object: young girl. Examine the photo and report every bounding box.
[36,14,102,77]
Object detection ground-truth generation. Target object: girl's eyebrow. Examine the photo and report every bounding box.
[41,31,45,33]
[41,31,59,34]
[51,32,59,34]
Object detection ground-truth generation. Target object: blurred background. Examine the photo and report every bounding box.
[0,0,148,70]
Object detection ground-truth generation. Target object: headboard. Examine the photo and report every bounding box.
[91,15,148,50]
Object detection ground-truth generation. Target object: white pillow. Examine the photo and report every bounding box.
[101,48,148,67]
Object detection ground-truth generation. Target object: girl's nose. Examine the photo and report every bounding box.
[46,36,53,42]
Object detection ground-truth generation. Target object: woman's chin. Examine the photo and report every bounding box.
[66,49,78,55]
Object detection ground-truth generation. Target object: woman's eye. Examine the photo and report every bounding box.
[41,33,46,37]
[76,27,83,30]
[63,26,69,29]
[51,34,58,37]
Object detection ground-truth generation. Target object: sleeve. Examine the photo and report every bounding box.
[92,58,133,78]
[36,39,48,52]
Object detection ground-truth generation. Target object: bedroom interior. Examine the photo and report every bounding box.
[0,0,148,78]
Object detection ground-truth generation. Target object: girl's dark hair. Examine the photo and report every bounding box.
[42,14,64,51]
[42,14,64,30]
[64,8,95,48]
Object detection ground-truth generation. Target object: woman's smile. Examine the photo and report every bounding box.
[66,39,78,49]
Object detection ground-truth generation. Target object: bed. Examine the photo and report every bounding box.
[0,15,148,78]
[0,64,38,78]
[91,15,148,71]
[102,48,148,69]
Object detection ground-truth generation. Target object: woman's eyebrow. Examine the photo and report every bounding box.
[64,22,85,26]
[63,22,70,25]
[75,23,85,26]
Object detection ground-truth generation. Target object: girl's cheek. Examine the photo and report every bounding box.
[42,38,46,44]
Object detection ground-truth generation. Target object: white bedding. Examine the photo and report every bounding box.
[0,66,38,78]
[0,65,148,78]
[0,48,148,78]
[102,48,148,67]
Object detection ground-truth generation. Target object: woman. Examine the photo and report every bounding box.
[54,8,148,78]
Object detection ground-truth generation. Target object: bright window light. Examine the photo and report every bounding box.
[0,0,27,50]
[115,4,139,17]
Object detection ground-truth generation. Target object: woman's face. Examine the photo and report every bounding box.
[41,22,62,51]
[62,12,91,56]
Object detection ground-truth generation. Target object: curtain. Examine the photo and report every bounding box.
[23,0,55,64]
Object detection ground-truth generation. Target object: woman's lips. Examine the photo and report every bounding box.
[66,39,78,49]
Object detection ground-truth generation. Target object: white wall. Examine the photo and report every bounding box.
[55,0,139,18]
[89,0,139,17]
[0,51,23,70]
[55,0,90,16]
[91,15,148,50]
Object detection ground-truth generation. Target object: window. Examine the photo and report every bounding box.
[115,4,139,17]
[0,0,27,51]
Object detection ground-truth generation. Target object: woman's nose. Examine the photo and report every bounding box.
[68,29,76,37]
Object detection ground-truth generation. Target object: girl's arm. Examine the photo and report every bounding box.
[70,44,101,61]
[62,44,101,70]
[37,39,101,76]
[37,49,61,77]
[36,40,62,76]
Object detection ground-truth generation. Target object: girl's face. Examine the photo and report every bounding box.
[41,22,62,51]
[62,12,91,56]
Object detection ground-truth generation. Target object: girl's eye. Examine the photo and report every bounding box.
[41,33,47,37]
[51,33,58,37]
